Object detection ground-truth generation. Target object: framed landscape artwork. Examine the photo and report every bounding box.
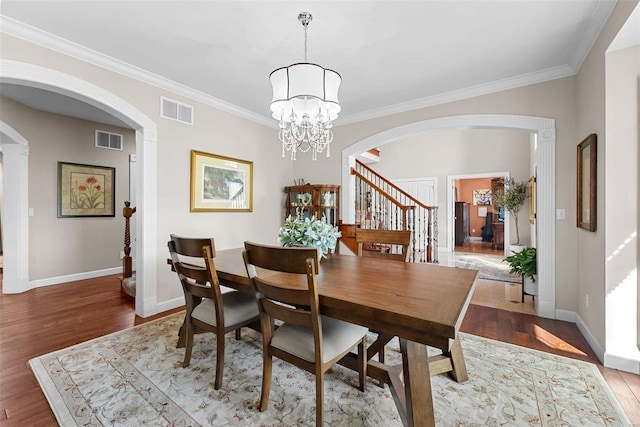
[57,162,115,218]
[577,134,597,231]
[190,150,253,212]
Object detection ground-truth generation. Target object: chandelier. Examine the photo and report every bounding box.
[269,12,341,160]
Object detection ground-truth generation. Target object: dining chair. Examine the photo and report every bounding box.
[168,234,259,390]
[355,228,412,366]
[242,242,368,427]
[356,228,412,262]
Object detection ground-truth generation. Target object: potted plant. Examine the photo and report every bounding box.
[278,211,341,258]
[493,178,528,251]
[504,247,537,297]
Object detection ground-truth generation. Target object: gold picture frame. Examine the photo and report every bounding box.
[528,176,535,224]
[190,150,253,212]
[577,134,597,231]
[57,162,115,218]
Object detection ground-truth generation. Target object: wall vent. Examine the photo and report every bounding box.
[161,96,193,124]
[95,130,123,150]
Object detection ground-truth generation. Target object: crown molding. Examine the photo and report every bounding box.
[570,0,617,72]
[338,64,575,125]
[0,15,274,128]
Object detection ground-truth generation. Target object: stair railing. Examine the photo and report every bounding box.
[351,159,438,263]
[123,201,136,279]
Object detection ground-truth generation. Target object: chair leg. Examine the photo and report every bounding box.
[214,331,225,389]
[235,328,242,340]
[182,321,194,368]
[315,372,324,427]
[259,352,272,412]
[358,339,366,392]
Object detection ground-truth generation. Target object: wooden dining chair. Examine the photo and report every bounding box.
[356,228,412,262]
[242,242,367,427]
[355,228,412,366]
[168,234,259,390]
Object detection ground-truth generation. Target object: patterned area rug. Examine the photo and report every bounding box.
[30,313,630,426]
[455,252,522,283]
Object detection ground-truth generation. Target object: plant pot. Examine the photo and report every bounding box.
[509,244,526,255]
[523,275,537,296]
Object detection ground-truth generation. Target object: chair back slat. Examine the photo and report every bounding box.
[170,233,216,258]
[244,241,319,274]
[356,229,412,262]
[260,298,313,328]
[253,278,313,307]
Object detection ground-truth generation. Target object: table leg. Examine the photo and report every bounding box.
[392,338,435,427]
[447,335,468,383]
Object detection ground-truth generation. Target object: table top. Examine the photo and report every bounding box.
[214,248,478,346]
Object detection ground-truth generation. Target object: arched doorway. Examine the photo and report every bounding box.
[342,114,556,319]
[0,121,29,294]
[0,59,158,317]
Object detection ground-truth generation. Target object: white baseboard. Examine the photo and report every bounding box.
[555,309,576,322]
[556,309,605,364]
[155,296,185,314]
[29,267,121,289]
[574,312,605,364]
[469,237,482,242]
[604,352,640,374]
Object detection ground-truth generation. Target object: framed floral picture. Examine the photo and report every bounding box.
[57,162,115,217]
[190,150,253,212]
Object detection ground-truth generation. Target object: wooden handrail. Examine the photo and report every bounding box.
[350,169,414,211]
[123,201,136,279]
[354,159,437,211]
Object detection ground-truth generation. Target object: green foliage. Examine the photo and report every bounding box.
[278,211,341,257]
[504,247,537,280]
[493,178,528,245]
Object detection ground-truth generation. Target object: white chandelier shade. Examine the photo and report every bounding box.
[269,62,341,123]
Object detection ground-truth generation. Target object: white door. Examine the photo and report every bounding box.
[393,177,437,206]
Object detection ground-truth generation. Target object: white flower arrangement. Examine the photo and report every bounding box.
[278,212,341,257]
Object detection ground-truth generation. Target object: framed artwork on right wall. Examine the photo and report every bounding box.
[577,134,597,231]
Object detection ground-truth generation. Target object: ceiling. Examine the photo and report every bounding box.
[0,1,624,128]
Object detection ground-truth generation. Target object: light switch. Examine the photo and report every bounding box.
[556,209,565,220]
[28,208,34,217]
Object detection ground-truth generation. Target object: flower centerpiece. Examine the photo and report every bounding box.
[278,211,341,257]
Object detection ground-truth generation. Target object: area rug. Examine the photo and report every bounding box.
[455,252,521,283]
[29,312,631,426]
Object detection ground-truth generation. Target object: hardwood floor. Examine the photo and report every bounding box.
[455,239,504,255]
[1,274,639,426]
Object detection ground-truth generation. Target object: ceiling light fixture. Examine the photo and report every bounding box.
[269,12,341,160]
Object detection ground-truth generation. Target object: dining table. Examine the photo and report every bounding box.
[206,247,478,427]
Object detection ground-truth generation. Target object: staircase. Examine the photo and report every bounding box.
[340,159,438,263]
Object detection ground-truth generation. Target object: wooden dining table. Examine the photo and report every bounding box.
[209,248,478,427]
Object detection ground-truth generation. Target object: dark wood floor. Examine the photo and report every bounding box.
[1,274,639,426]
[455,240,504,255]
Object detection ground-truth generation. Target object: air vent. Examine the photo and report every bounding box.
[161,97,193,124]
[95,130,123,150]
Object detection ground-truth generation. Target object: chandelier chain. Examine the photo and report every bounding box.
[304,25,308,62]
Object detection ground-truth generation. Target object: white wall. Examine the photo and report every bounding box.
[604,43,640,372]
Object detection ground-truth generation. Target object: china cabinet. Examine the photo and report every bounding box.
[284,184,340,227]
